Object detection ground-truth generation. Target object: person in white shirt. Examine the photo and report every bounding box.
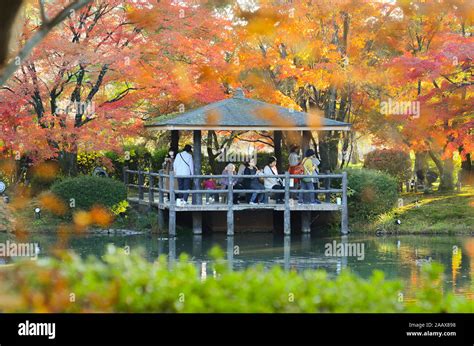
[173,144,194,203]
[288,145,300,168]
[263,156,284,203]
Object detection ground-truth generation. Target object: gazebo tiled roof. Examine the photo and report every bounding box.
[146,89,351,131]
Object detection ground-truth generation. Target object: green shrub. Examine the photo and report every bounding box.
[364,149,412,183]
[346,168,399,221]
[105,145,167,180]
[1,246,472,313]
[50,176,127,214]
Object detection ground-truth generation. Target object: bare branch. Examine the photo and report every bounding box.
[39,0,48,23]
[0,0,93,86]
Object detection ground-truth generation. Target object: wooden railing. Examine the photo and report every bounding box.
[123,167,349,236]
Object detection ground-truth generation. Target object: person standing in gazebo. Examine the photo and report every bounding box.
[298,149,320,204]
[173,144,194,204]
[288,145,302,197]
[288,145,301,173]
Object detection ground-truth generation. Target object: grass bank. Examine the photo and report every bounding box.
[1,197,157,234]
[352,186,474,234]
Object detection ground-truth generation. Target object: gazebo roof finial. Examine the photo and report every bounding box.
[233,87,245,99]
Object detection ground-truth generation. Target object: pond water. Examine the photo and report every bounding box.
[0,231,473,298]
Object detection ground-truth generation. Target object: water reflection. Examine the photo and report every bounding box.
[168,237,176,269]
[283,236,290,271]
[0,232,472,297]
[227,236,234,271]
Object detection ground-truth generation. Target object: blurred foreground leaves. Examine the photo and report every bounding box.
[0,246,472,313]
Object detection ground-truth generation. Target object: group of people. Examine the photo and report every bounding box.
[162,144,322,205]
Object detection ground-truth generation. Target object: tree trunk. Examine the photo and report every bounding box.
[414,151,428,186]
[274,130,283,172]
[428,150,454,191]
[350,134,359,165]
[319,86,339,172]
[339,131,350,169]
[439,156,454,191]
[170,130,179,153]
[58,151,78,176]
[460,153,473,185]
[319,133,338,172]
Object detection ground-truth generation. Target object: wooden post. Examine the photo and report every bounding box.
[123,166,129,198]
[340,235,348,270]
[123,166,129,186]
[193,213,202,235]
[148,173,154,211]
[227,178,234,236]
[227,236,234,271]
[138,169,144,201]
[341,171,349,235]
[171,130,179,153]
[192,235,202,257]
[193,130,202,234]
[283,235,291,271]
[193,130,202,204]
[301,233,311,252]
[284,171,291,235]
[168,237,176,269]
[169,170,176,237]
[325,170,331,202]
[301,211,311,233]
[274,130,283,173]
[157,171,165,231]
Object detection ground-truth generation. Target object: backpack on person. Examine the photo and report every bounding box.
[301,158,314,183]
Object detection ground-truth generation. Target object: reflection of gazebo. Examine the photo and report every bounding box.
[146,88,351,173]
[140,88,352,235]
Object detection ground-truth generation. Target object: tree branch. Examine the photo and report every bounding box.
[39,0,48,23]
[0,0,93,86]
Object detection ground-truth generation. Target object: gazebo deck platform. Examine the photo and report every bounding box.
[124,170,349,235]
[128,195,341,212]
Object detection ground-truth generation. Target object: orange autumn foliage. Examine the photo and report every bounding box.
[39,192,67,216]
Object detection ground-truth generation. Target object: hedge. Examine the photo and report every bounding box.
[0,246,471,313]
[50,176,127,213]
[346,168,399,221]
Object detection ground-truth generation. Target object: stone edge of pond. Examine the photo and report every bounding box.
[354,229,474,236]
[0,228,151,235]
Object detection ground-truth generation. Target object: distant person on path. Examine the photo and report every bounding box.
[263,156,284,204]
[173,144,193,204]
[298,149,320,204]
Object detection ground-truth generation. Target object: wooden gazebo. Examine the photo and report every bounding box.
[126,89,352,235]
[146,88,351,172]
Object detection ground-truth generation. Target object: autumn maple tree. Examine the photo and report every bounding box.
[0,0,231,177]
[228,0,473,189]
[0,0,472,191]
